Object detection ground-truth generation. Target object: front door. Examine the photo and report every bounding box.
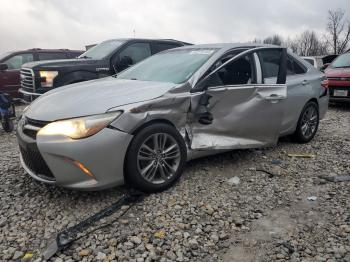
[188,48,287,150]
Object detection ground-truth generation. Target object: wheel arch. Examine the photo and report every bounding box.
[123,118,181,185]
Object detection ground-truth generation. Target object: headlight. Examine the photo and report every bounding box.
[39,71,59,87]
[38,111,122,139]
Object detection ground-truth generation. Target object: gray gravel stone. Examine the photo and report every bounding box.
[0,105,349,262]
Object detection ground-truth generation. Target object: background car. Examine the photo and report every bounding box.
[17,44,328,192]
[0,49,83,100]
[19,39,190,103]
[324,51,350,102]
[302,56,324,70]
[302,55,338,71]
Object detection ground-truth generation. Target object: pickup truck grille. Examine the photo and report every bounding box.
[20,68,35,92]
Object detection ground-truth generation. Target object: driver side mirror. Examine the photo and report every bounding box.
[118,56,133,71]
[321,63,330,72]
[0,63,8,71]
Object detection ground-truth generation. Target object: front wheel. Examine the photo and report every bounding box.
[125,123,187,193]
[1,117,14,133]
[292,101,319,143]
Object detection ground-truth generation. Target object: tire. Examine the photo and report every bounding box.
[2,118,14,133]
[125,123,187,193]
[292,101,319,143]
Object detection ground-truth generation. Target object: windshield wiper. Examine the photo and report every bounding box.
[333,66,350,68]
[78,55,92,59]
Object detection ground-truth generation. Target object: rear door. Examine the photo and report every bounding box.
[0,52,33,98]
[189,47,287,150]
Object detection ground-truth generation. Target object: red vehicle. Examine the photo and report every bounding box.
[0,49,83,100]
[324,51,350,102]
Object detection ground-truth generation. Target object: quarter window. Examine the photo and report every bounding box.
[4,53,33,70]
[118,43,151,65]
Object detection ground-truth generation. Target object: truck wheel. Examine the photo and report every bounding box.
[292,101,319,143]
[125,123,187,193]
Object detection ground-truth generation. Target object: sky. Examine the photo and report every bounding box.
[0,0,349,54]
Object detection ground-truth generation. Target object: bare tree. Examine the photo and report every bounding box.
[284,37,299,54]
[326,9,350,54]
[296,30,328,56]
[263,34,283,46]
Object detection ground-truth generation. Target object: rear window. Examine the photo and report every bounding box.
[38,52,67,60]
[304,58,315,66]
[153,43,181,53]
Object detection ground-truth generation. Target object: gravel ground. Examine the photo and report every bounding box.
[0,104,349,262]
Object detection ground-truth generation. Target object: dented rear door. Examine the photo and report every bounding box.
[188,47,287,150]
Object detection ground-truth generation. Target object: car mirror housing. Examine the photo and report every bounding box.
[0,63,8,71]
[320,63,330,72]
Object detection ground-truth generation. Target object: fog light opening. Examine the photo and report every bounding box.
[73,160,95,178]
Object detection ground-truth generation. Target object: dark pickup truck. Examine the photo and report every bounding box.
[20,38,189,102]
[0,49,82,100]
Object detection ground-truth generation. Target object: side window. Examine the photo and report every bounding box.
[206,54,255,88]
[287,57,295,76]
[4,53,33,70]
[38,52,67,60]
[293,60,307,74]
[66,52,81,59]
[258,50,282,80]
[118,43,151,65]
[153,43,180,54]
[287,56,307,75]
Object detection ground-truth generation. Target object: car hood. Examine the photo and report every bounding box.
[26,77,177,121]
[325,67,350,78]
[22,58,101,70]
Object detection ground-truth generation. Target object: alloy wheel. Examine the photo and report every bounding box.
[137,133,181,184]
[300,106,318,139]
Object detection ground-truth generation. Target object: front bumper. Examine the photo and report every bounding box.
[17,122,133,190]
[18,89,42,103]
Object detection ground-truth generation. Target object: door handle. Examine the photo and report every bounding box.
[302,80,309,85]
[264,94,285,100]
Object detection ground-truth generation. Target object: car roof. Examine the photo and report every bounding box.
[5,49,82,54]
[175,43,279,52]
[104,38,191,45]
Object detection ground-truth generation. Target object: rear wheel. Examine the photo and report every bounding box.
[125,123,187,192]
[292,101,319,143]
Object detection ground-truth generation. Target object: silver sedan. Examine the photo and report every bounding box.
[17,44,328,192]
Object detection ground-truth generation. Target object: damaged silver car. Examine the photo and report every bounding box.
[17,44,328,192]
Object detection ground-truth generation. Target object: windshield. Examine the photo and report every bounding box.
[331,53,350,68]
[78,40,125,60]
[117,48,217,84]
[0,52,12,62]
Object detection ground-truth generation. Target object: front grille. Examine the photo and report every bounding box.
[20,68,35,92]
[22,117,49,139]
[19,144,55,181]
